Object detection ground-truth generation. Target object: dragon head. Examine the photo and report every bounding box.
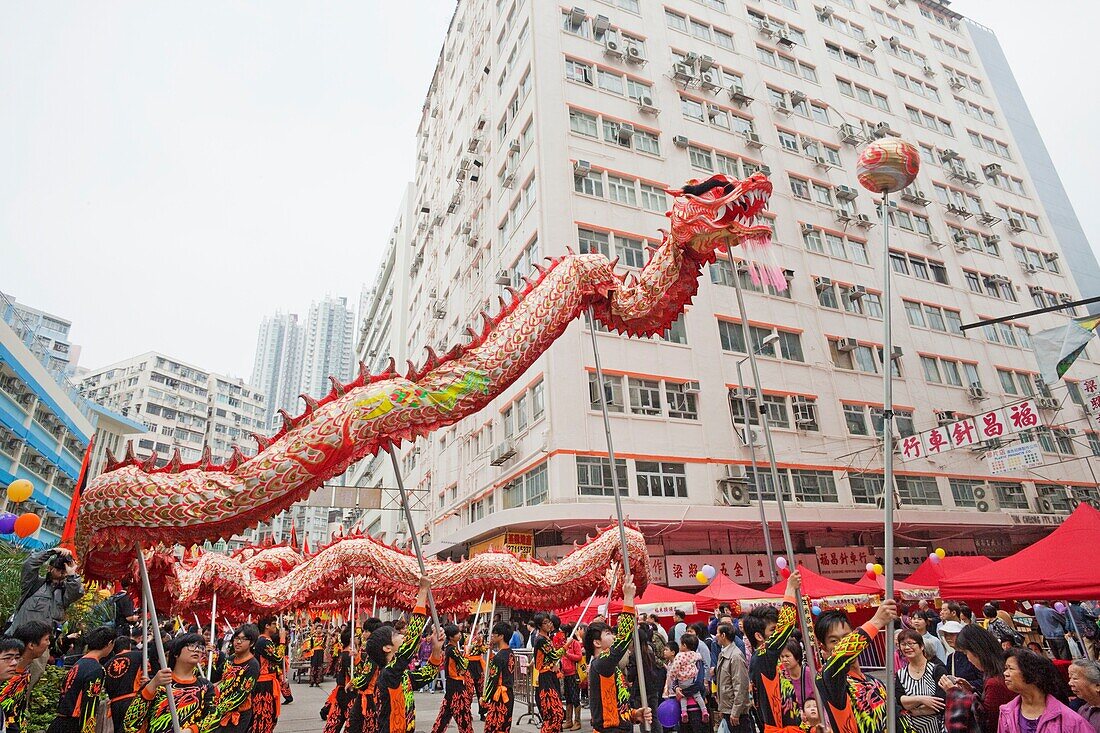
[666,173,773,253]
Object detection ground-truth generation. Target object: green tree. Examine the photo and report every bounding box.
[0,545,29,622]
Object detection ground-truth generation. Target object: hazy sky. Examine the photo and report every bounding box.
[1,1,1096,380]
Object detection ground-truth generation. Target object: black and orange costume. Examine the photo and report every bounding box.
[123,674,216,733]
[376,608,436,733]
[482,647,515,733]
[251,634,286,733]
[203,655,260,733]
[45,655,106,733]
[347,652,377,733]
[816,622,888,733]
[0,663,31,733]
[533,631,566,733]
[466,638,487,721]
[322,647,353,733]
[104,648,146,733]
[430,640,474,733]
[749,594,801,731]
[588,608,646,733]
[303,630,327,686]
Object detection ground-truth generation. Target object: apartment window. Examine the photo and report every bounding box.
[688,145,714,171]
[896,475,942,506]
[844,403,868,435]
[746,465,793,502]
[598,69,624,95]
[635,130,660,156]
[681,96,705,122]
[640,183,667,213]
[660,314,689,345]
[565,59,593,85]
[578,228,610,256]
[994,482,1029,510]
[849,473,884,505]
[502,406,514,438]
[524,463,548,505]
[515,393,528,433]
[608,175,638,206]
[789,176,810,200]
[665,382,699,420]
[949,478,981,508]
[574,168,603,197]
[715,29,735,50]
[577,456,628,496]
[531,380,544,420]
[636,461,688,498]
[665,9,688,32]
[588,373,623,412]
[626,78,652,102]
[619,237,645,268]
[792,470,839,503]
[628,378,662,415]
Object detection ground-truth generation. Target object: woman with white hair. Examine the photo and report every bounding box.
[1069,659,1100,733]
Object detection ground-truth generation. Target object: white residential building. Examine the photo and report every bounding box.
[356,0,1100,578]
[299,296,356,403]
[1,293,80,378]
[250,312,303,432]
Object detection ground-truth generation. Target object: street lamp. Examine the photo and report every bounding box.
[734,334,779,584]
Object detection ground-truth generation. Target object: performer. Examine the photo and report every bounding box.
[124,633,216,733]
[363,578,440,733]
[0,636,26,733]
[104,637,146,733]
[583,581,652,733]
[814,600,897,733]
[347,619,383,733]
[483,621,516,733]
[46,626,114,733]
[532,613,566,733]
[0,621,51,733]
[322,625,354,733]
[328,628,343,678]
[430,625,474,733]
[304,621,327,687]
[251,616,287,733]
[465,630,487,722]
[204,624,260,733]
[746,570,802,730]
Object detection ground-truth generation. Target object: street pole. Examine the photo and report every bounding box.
[349,577,357,654]
[387,448,441,632]
[735,357,776,583]
[587,306,650,731]
[730,265,827,720]
[881,190,898,733]
[206,592,218,679]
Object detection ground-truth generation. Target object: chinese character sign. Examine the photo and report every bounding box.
[814,546,871,579]
[923,426,951,455]
[1007,399,1040,432]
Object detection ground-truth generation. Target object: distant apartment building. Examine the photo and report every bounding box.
[359,0,1100,578]
[299,296,356,403]
[250,312,303,432]
[1,292,80,377]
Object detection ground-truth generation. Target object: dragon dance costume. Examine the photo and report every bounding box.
[816,623,888,733]
[375,608,438,733]
[347,653,377,733]
[0,663,31,733]
[322,648,353,733]
[430,641,474,733]
[123,674,216,733]
[250,635,285,733]
[203,655,260,733]
[466,639,487,720]
[104,649,145,733]
[303,630,327,686]
[749,594,802,731]
[588,608,645,733]
[46,655,106,733]
[533,631,566,733]
[482,647,515,733]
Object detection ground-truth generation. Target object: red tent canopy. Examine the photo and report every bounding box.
[855,573,939,600]
[605,584,718,615]
[939,504,1100,600]
[697,573,781,607]
[904,555,993,587]
[765,565,871,600]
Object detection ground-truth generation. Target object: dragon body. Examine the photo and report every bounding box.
[77,173,774,581]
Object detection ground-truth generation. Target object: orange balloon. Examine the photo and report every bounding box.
[14,513,40,538]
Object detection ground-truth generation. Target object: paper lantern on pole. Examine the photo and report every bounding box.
[6,479,33,503]
[856,139,920,194]
[0,512,16,534]
[13,513,40,538]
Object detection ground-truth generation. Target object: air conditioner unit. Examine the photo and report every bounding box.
[717,477,752,506]
[813,156,831,169]
[489,440,517,466]
[873,122,892,138]
[673,135,689,148]
[949,75,965,90]
[977,211,1001,226]
[617,124,635,143]
[698,55,716,72]
[887,0,901,7]
[773,101,792,116]
[626,44,645,63]
[814,275,833,291]
[983,163,1002,176]
[855,213,874,228]
[835,185,858,201]
[672,63,695,83]
[1044,252,1060,262]
[593,14,611,33]
[756,19,775,37]
[953,231,969,245]
[430,300,447,319]
[466,234,480,248]
[973,483,999,513]
[985,234,1001,246]
[890,345,903,360]
[724,463,748,481]
[848,284,868,300]
[743,132,764,148]
[1037,396,1059,410]
[495,269,511,285]
[737,427,765,448]
[818,6,834,19]
[801,223,816,234]
[637,95,659,114]
[568,6,586,26]
[573,159,592,177]
[922,64,936,77]
[835,209,853,224]
[1029,285,1045,296]
[701,70,722,92]
[509,138,521,153]
[1037,495,1062,514]
[776,31,795,48]
[967,383,987,401]
[940,149,960,162]
[888,36,901,49]
[838,123,862,145]
[863,38,878,51]
[789,90,807,105]
[729,84,753,106]
[501,170,516,188]
[1008,218,1025,233]
[681,380,701,395]
[837,337,858,352]
[936,410,957,426]
[793,398,818,429]
[604,37,624,57]
[683,52,699,66]
[901,187,928,205]
[1024,263,1040,274]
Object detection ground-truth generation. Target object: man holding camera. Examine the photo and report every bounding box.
[7,549,85,686]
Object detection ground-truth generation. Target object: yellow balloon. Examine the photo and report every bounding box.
[695,571,708,584]
[934,548,946,559]
[6,479,32,503]
[872,563,884,576]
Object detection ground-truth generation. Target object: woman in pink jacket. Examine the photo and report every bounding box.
[998,648,1091,733]
[560,623,585,731]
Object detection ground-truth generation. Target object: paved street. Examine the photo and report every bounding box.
[275,681,547,733]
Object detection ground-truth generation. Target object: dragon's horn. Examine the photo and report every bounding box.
[251,432,272,451]
[328,375,346,398]
[299,393,320,413]
[166,449,182,473]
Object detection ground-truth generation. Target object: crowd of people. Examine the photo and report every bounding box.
[4,547,1100,733]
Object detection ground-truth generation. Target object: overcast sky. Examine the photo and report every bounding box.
[1,1,1096,380]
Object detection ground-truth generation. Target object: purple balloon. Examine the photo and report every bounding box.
[1055,602,1067,614]
[657,699,682,729]
[0,512,15,534]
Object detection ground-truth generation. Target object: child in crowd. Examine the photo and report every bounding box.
[664,634,709,722]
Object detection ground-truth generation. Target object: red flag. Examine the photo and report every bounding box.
[288,522,299,551]
[302,533,310,556]
[59,435,96,557]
